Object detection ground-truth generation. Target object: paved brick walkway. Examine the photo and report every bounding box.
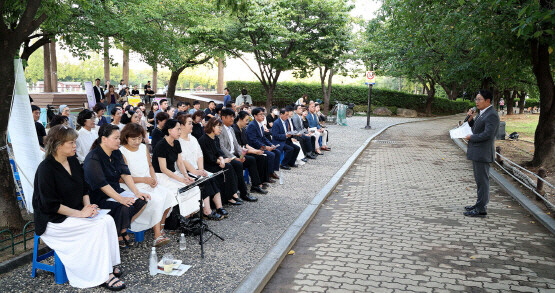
[264,117,555,293]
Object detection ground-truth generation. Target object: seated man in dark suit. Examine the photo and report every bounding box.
[271,108,300,170]
[290,105,316,160]
[464,89,500,217]
[246,107,281,179]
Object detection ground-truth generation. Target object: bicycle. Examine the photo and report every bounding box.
[329,100,355,117]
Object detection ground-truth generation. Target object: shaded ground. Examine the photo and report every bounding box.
[265,116,555,293]
[0,116,423,292]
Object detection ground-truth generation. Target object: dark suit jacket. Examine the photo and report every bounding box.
[93,85,105,103]
[246,121,272,150]
[271,118,289,151]
[467,106,500,163]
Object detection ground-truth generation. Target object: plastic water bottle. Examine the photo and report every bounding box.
[149,247,158,276]
[179,233,186,251]
[279,170,283,185]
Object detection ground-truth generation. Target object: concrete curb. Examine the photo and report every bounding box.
[452,138,555,234]
[234,116,454,293]
[0,245,48,275]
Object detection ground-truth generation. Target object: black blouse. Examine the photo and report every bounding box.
[151,128,164,149]
[192,122,204,140]
[83,146,131,204]
[198,134,225,172]
[152,138,182,173]
[33,156,88,235]
[232,123,247,147]
[302,118,309,129]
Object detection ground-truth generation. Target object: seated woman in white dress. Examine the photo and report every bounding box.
[76,109,98,163]
[151,119,201,219]
[176,114,226,220]
[119,123,173,247]
[33,125,125,290]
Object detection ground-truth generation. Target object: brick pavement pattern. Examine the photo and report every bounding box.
[264,117,555,293]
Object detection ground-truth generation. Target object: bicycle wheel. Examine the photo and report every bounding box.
[346,108,354,117]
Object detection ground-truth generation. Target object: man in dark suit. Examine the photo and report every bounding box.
[271,108,300,169]
[291,105,316,159]
[93,78,105,104]
[246,107,281,179]
[464,89,500,217]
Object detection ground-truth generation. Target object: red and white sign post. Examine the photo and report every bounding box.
[364,71,375,129]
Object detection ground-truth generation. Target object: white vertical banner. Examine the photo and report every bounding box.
[84,81,96,109]
[8,59,43,213]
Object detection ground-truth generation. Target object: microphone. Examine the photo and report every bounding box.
[464,107,476,122]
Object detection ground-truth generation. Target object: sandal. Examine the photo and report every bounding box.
[118,238,127,249]
[121,232,134,248]
[153,235,170,247]
[113,267,123,278]
[102,275,126,291]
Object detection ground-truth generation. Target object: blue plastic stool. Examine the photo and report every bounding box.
[127,230,145,243]
[31,234,68,284]
[280,152,285,165]
[244,168,250,184]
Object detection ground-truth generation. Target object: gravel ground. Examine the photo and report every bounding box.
[0,116,425,293]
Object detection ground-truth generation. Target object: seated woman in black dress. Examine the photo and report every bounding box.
[191,110,205,140]
[83,124,150,248]
[198,117,242,205]
[33,125,125,290]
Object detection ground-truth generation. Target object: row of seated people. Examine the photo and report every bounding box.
[32,103,331,290]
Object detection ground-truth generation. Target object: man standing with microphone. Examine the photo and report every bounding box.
[464,89,500,217]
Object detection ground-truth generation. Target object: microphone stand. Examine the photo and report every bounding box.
[178,170,226,258]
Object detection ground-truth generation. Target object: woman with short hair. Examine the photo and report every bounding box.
[177,114,226,220]
[93,103,108,127]
[152,119,202,219]
[120,123,173,247]
[84,124,149,248]
[33,125,125,290]
[76,109,98,163]
[198,117,242,205]
[111,107,124,131]
[59,104,75,129]
[191,110,205,140]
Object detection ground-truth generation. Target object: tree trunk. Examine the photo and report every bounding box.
[425,80,435,115]
[530,39,555,169]
[519,91,526,114]
[166,67,186,100]
[320,67,334,115]
[122,46,129,87]
[43,44,51,92]
[505,90,515,115]
[265,85,275,109]
[217,58,224,94]
[50,40,58,92]
[103,37,110,84]
[152,64,158,94]
[0,55,26,230]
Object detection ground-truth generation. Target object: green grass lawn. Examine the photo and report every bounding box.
[501,114,539,140]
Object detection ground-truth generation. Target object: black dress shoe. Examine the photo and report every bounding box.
[241,193,258,202]
[301,158,308,162]
[290,164,298,168]
[216,208,229,217]
[308,154,317,159]
[262,182,270,188]
[464,205,475,211]
[280,165,291,170]
[234,197,244,203]
[203,211,223,220]
[315,152,324,156]
[463,209,487,217]
[270,173,280,179]
[251,186,268,194]
[227,199,242,206]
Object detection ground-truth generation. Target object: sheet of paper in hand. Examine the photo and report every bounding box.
[449,122,473,139]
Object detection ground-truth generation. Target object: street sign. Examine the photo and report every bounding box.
[366,71,375,85]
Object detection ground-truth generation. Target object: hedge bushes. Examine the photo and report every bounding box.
[226,81,473,115]
[525,98,540,108]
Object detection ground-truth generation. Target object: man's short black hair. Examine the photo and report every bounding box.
[177,101,185,107]
[224,87,229,92]
[155,111,170,123]
[185,102,191,107]
[31,105,40,112]
[225,102,233,108]
[478,89,493,102]
[252,107,264,116]
[236,111,250,121]
[285,106,294,112]
[279,108,287,115]
[160,99,168,105]
[95,78,100,82]
[221,108,236,118]
[294,105,302,111]
[193,100,200,106]
[241,88,248,95]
